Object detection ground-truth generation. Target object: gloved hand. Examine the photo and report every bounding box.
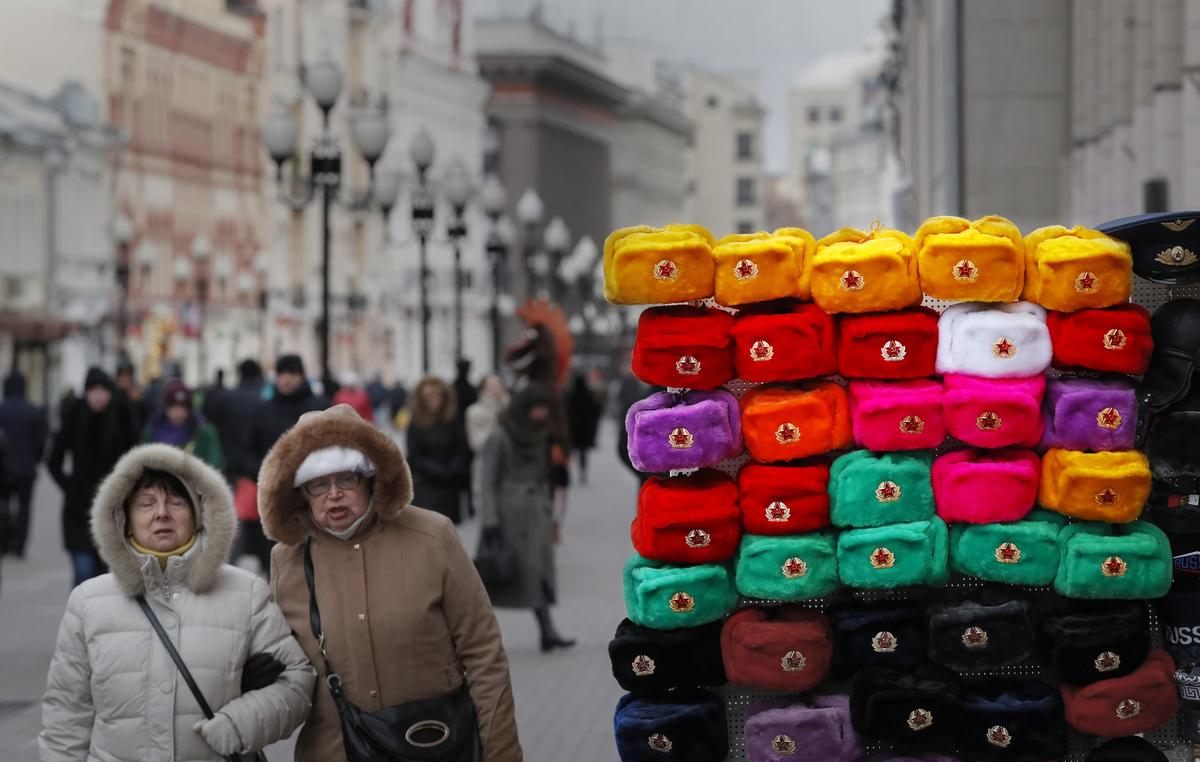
[193,712,244,757]
[241,651,286,694]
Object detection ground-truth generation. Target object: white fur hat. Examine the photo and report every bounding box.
[935,301,1051,378]
[293,446,376,487]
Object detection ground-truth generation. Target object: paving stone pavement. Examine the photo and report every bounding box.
[0,421,635,761]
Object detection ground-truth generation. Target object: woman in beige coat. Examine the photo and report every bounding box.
[39,444,314,761]
[259,404,521,762]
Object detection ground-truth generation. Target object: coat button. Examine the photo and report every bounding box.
[358,613,366,621]
[160,681,172,693]
[353,543,361,551]
[172,593,180,600]
[369,689,378,698]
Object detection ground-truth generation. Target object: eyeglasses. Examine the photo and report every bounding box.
[302,471,364,497]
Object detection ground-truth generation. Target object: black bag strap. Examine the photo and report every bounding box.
[303,538,348,699]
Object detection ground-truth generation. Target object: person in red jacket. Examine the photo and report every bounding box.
[331,373,374,423]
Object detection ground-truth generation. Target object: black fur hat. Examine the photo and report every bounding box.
[1084,736,1168,761]
[849,663,963,753]
[957,680,1068,761]
[926,589,1036,672]
[830,602,927,678]
[608,618,726,694]
[1043,599,1149,685]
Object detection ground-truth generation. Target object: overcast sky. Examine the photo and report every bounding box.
[472,0,890,173]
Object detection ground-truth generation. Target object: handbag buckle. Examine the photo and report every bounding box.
[404,720,451,748]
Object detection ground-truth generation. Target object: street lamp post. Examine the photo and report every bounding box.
[111,213,134,357]
[261,59,392,388]
[409,128,436,374]
[542,216,570,305]
[191,235,212,382]
[515,188,544,298]
[443,161,472,362]
[480,175,508,371]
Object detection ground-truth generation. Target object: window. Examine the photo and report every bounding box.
[736,131,753,159]
[807,106,820,123]
[830,106,843,123]
[483,120,502,175]
[736,177,756,206]
[706,95,719,109]
[1144,178,1169,213]
[737,221,755,234]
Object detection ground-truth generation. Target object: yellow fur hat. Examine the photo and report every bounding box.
[915,215,1025,301]
[1038,449,1152,523]
[603,224,716,305]
[712,228,815,307]
[1022,226,1133,312]
[810,225,922,314]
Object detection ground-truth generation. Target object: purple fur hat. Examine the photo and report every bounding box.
[745,695,863,762]
[1040,377,1137,452]
[626,390,743,473]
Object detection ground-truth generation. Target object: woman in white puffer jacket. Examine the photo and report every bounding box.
[39,444,315,761]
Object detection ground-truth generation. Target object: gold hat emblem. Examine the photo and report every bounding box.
[871,630,897,653]
[875,480,901,503]
[881,339,907,362]
[1115,698,1142,720]
[1103,328,1127,350]
[684,529,711,549]
[839,269,865,290]
[770,735,796,755]
[780,649,807,672]
[750,340,774,362]
[1102,556,1128,577]
[781,557,808,579]
[766,501,791,522]
[1074,271,1099,292]
[631,654,656,677]
[674,355,701,376]
[668,427,694,449]
[976,411,1003,431]
[986,726,1012,749]
[647,733,673,752]
[995,542,1021,564]
[1097,407,1123,430]
[952,259,980,282]
[775,422,800,444]
[652,259,679,281]
[733,258,759,280]
[1162,219,1196,232]
[899,414,925,434]
[962,626,989,648]
[992,337,1017,358]
[907,708,933,732]
[1155,245,1198,267]
[1094,488,1120,506]
[669,592,694,612]
[1095,651,1121,672]
[870,547,896,569]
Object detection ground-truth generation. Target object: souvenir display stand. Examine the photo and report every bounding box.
[606,220,1200,762]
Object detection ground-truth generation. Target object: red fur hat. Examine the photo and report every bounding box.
[1046,303,1153,374]
[721,606,833,692]
[632,470,741,564]
[836,307,939,380]
[731,302,837,383]
[632,306,736,389]
[736,462,831,535]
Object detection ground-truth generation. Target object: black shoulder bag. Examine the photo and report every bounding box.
[303,538,481,762]
[135,595,267,762]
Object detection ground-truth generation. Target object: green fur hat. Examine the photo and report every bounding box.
[837,518,949,589]
[624,553,739,629]
[950,509,1068,585]
[734,531,839,601]
[1054,520,1172,600]
[829,450,934,528]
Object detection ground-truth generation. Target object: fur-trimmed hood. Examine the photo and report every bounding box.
[90,443,237,596]
[258,404,413,545]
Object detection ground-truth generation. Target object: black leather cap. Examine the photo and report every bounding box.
[1139,299,1200,412]
[1084,736,1168,761]
[1097,210,1200,284]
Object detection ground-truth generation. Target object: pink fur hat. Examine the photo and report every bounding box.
[848,379,946,452]
[933,449,1041,524]
[942,374,1045,449]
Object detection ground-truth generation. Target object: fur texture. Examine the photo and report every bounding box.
[810,227,923,314]
[829,450,935,528]
[942,374,1045,449]
[1040,377,1137,452]
[731,301,837,382]
[830,603,928,678]
[957,681,1067,761]
[604,224,715,305]
[848,379,946,451]
[932,448,1040,524]
[622,553,738,630]
[745,695,862,762]
[1047,303,1153,374]
[1044,600,1150,686]
[626,390,742,473]
[1022,225,1133,312]
[849,664,963,754]
[1038,448,1151,522]
[614,688,728,762]
[935,301,1052,378]
[713,235,806,307]
[1059,648,1178,736]
[90,443,236,596]
[739,382,852,462]
[915,215,1025,302]
[836,518,949,589]
[632,306,735,390]
[720,606,833,692]
[926,594,1036,672]
[733,531,839,601]
[736,462,831,535]
[257,404,413,545]
[632,470,741,564]
[836,307,940,380]
[1054,520,1173,599]
[608,618,726,695]
[948,509,1066,585]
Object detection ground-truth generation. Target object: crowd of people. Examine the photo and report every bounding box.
[0,348,613,761]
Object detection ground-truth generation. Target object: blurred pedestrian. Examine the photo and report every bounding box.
[40,444,314,760]
[207,359,265,486]
[47,368,139,586]
[331,372,374,423]
[388,381,408,426]
[258,404,521,762]
[566,371,604,485]
[466,374,509,503]
[0,370,47,558]
[454,358,479,419]
[615,363,653,485]
[365,374,386,418]
[406,376,471,524]
[114,359,154,432]
[478,383,575,652]
[238,354,329,573]
[142,379,223,470]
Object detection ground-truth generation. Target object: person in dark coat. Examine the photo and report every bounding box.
[565,371,604,484]
[406,376,470,524]
[238,354,328,572]
[208,359,265,486]
[46,367,139,585]
[0,371,47,558]
[453,359,479,421]
[479,382,575,652]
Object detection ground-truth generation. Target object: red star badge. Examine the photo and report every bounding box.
[870,547,895,569]
[775,422,800,444]
[674,355,701,376]
[986,726,1012,749]
[907,708,933,731]
[652,259,678,281]
[871,631,897,653]
[839,269,864,290]
[750,340,774,362]
[780,650,807,672]
[1103,328,1127,350]
[1115,699,1141,720]
[875,480,901,503]
[1075,271,1099,292]
[647,733,673,752]
[1095,651,1121,672]
[669,592,694,612]
[962,626,989,648]
[771,735,796,754]
[734,258,759,280]
[765,501,791,522]
[631,654,656,677]
[1102,555,1128,577]
[781,557,808,579]
[1094,488,1120,506]
[953,259,979,282]
[881,339,907,362]
[976,411,1002,431]
[1097,407,1123,430]
[899,414,925,434]
[684,529,711,549]
[668,427,694,449]
[995,542,1021,564]
[992,337,1016,358]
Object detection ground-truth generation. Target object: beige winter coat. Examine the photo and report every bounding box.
[39,444,315,762]
[259,404,522,762]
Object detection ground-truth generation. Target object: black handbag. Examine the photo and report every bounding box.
[303,539,482,762]
[473,527,518,588]
[135,596,267,762]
